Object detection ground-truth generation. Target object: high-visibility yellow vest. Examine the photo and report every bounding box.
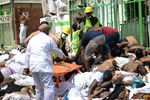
[71,30,80,53]
[56,33,66,49]
[83,18,100,33]
[52,33,66,59]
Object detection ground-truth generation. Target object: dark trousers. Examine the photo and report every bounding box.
[103,32,120,53]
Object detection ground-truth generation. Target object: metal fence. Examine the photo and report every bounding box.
[0,8,10,15]
[0,1,41,48]
[68,0,149,47]
[0,14,14,49]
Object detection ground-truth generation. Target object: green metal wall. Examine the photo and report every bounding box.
[0,22,14,49]
[0,7,10,15]
[68,0,149,47]
[0,7,13,49]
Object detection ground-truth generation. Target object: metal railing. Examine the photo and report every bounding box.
[68,0,149,47]
[0,8,11,15]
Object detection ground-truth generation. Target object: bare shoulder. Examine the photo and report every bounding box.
[140,56,150,62]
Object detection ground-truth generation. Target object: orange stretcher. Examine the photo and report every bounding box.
[52,61,82,87]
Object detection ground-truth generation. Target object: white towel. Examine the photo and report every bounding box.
[114,57,130,69]
[129,83,150,99]
[68,87,85,100]
[0,54,9,62]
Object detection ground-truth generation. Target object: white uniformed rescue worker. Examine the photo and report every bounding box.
[25,24,66,100]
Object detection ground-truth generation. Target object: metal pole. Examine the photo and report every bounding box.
[148,0,150,46]
[10,0,15,45]
[138,0,143,45]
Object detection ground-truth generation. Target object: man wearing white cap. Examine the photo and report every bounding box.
[25,24,66,100]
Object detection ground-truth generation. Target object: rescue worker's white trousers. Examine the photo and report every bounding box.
[19,24,27,44]
[31,72,54,100]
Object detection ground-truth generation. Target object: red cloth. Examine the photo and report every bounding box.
[93,26,118,36]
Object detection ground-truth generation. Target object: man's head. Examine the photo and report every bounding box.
[111,45,122,57]
[72,23,80,31]
[61,27,70,39]
[136,65,147,76]
[84,6,93,18]
[17,7,22,15]
[103,70,113,82]
[112,71,124,85]
[134,48,143,59]
[39,24,50,35]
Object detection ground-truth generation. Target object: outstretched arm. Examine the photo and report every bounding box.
[88,79,99,96]
[48,33,60,45]
[88,81,112,99]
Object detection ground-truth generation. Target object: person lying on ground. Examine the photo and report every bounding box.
[88,70,113,99]
[117,35,138,48]
[117,39,148,60]
[94,58,115,72]
[68,71,104,90]
[126,45,147,58]
[139,55,150,63]
[136,63,150,83]
[113,56,143,73]
[112,70,145,89]
[0,53,30,83]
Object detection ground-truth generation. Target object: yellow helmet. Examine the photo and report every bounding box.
[85,6,93,13]
[62,27,70,35]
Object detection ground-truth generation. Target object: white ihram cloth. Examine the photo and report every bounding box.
[10,74,34,86]
[55,81,75,96]
[68,87,85,100]
[114,57,130,69]
[25,32,65,100]
[71,71,103,90]
[129,83,150,99]
[142,73,150,83]
[0,54,9,62]
[5,53,28,75]
[19,24,27,44]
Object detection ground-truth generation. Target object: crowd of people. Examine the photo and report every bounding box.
[0,6,150,100]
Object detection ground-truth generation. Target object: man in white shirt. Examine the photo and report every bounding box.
[25,24,66,100]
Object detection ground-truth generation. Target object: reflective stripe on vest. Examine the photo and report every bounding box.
[83,18,92,33]
[71,30,80,53]
[83,18,100,33]
[56,33,66,49]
